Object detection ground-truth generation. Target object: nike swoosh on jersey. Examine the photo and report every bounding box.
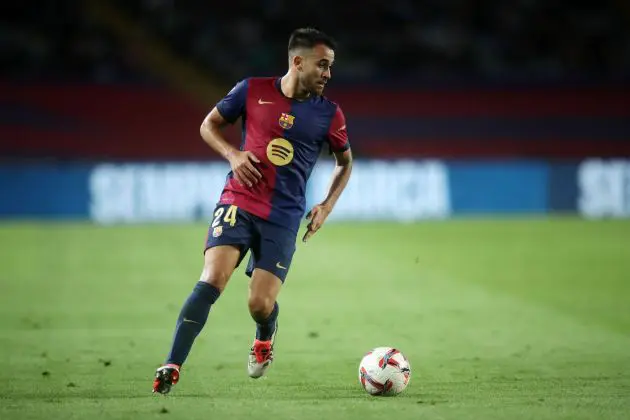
[276,262,287,270]
[258,98,274,105]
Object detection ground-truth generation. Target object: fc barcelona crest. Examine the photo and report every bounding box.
[212,226,223,238]
[278,113,295,129]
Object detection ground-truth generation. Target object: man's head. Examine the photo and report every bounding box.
[288,28,337,95]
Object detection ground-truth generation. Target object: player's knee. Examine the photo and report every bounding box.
[248,295,274,320]
[199,267,230,293]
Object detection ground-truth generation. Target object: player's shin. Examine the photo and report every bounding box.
[255,301,279,341]
[165,281,221,366]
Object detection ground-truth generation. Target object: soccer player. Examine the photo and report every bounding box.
[153,27,353,394]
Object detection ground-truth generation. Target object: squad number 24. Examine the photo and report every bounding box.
[212,205,238,228]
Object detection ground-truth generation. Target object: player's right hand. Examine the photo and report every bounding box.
[227,150,262,187]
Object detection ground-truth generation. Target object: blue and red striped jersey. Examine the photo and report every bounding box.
[215,77,350,233]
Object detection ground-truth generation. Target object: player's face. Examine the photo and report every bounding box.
[301,44,334,95]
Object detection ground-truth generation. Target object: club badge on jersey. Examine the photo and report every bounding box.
[212,226,223,238]
[278,113,295,129]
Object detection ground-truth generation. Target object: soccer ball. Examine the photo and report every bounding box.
[358,347,411,396]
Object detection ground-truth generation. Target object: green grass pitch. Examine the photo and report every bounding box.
[1,217,629,419]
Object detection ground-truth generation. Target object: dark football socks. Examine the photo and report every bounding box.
[166,281,221,366]
[255,302,279,341]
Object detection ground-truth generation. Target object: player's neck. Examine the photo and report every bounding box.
[280,73,310,101]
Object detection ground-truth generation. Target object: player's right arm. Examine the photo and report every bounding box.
[200,80,262,187]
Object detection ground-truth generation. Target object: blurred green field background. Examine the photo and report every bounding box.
[1,218,629,420]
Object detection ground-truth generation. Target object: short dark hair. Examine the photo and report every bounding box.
[288,28,337,55]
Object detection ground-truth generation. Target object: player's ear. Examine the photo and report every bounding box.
[292,54,304,71]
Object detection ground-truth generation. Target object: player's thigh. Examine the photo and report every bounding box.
[202,204,254,292]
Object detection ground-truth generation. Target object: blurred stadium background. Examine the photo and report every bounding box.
[2,1,630,420]
[2,0,630,219]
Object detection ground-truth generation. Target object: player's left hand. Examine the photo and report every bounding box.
[302,203,332,243]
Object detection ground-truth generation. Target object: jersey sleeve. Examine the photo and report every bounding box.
[327,105,351,153]
[216,79,249,124]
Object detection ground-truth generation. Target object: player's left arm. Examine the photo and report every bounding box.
[303,107,353,243]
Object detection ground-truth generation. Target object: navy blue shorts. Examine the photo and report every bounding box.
[204,204,297,282]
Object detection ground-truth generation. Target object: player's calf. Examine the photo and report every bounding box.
[246,268,283,378]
